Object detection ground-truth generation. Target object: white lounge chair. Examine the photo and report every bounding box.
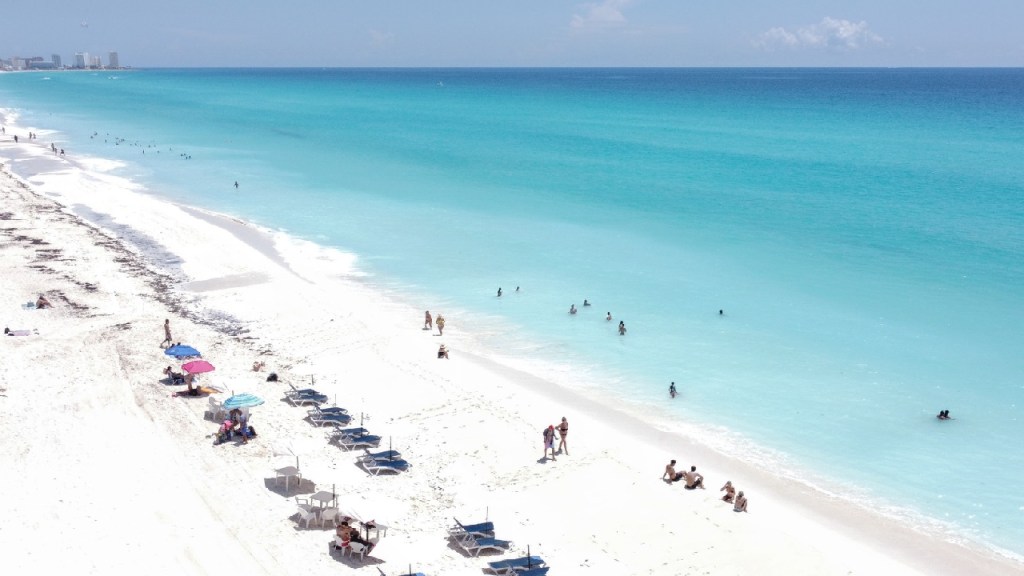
[452,532,512,557]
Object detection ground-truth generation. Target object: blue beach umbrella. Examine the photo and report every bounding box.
[164,344,201,358]
[222,393,265,410]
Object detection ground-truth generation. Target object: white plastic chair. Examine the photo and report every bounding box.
[348,541,368,560]
[296,506,317,529]
[207,396,226,421]
[319,507,339,528]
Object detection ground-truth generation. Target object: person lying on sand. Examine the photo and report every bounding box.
[4,327,37,336]
[35,294,52,309]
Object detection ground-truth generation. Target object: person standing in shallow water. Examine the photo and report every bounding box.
[669,382,677,398]
[618,321,626,335]
[497,287,502,297]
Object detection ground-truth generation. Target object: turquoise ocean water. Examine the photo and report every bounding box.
[2,68,1022,557]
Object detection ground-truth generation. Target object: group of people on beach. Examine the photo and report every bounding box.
[664,459,748,512]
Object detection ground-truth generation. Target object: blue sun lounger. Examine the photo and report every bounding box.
[452,532,512,557]
[360,458,411,475]
[484,556,545,575]
[337,434,382,450]
[360,449,403,462]
[515,568,549,576]
[450,518,495,538]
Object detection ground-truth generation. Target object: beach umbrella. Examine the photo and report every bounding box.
[164,344,200,358]
[182,359,216,374]
[222,392,264,410]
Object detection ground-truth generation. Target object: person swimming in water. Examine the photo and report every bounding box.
[569,304,577,314]
[583,299,591,307]
[497,287,503,297]
[606,312,612,321]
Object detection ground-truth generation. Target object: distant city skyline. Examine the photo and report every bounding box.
[3,1,1023,67]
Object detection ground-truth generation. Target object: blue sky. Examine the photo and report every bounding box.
[5,0,1023,67]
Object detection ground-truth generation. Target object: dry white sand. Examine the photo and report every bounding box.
[1,128,1021,575]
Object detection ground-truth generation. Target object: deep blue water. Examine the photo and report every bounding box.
[2,68,1023,556]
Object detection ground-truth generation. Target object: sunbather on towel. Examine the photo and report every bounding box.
[4,327,37,336]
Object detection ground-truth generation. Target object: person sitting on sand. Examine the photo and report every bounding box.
[720,480,736,502]
[734,491,748,512]
[437,344,449,359]
[663,459,684,483]
[252,360,265,372]
[35,294,52,309]
[163,365,186,385]
[684,465,705,489]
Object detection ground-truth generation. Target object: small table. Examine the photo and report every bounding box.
[275,466,301,491]
[311,490,337,509]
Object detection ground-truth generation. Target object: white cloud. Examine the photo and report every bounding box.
[754,17,883,51]
[571,0,632,31]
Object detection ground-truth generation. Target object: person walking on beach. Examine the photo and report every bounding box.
[684,465,705,489]
[161,318,173,348]
[669,382,677,398]
[424,311,433,331]
[543,424,557,461]
[556,417,569,455]
[436,314,446,336]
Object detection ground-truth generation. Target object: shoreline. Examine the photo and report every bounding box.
[2,119,1022,575]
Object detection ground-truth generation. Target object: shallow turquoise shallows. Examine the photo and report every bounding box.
[3,68,1022,557]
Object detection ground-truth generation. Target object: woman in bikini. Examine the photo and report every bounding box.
[557,417,569,455]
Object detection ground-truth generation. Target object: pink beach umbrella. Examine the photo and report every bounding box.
[182,360,216,374]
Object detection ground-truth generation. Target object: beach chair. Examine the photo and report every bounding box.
[484,556,545,575]
[450,518,495,538]
[452,532,512,557]
[360,458,410,475]
[309,409,352,427]
[286,391,329,407]
[515,568,549,576]
[336,434,382,451]
[327,426,371,443]
[360,448,403,462]
[286,382,323,397]
[296,505,318,529]
[206,396,226,421]
[308,404,348,418]
[348,538,378,561]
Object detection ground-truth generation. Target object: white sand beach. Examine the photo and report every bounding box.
[1,128,1021,576]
